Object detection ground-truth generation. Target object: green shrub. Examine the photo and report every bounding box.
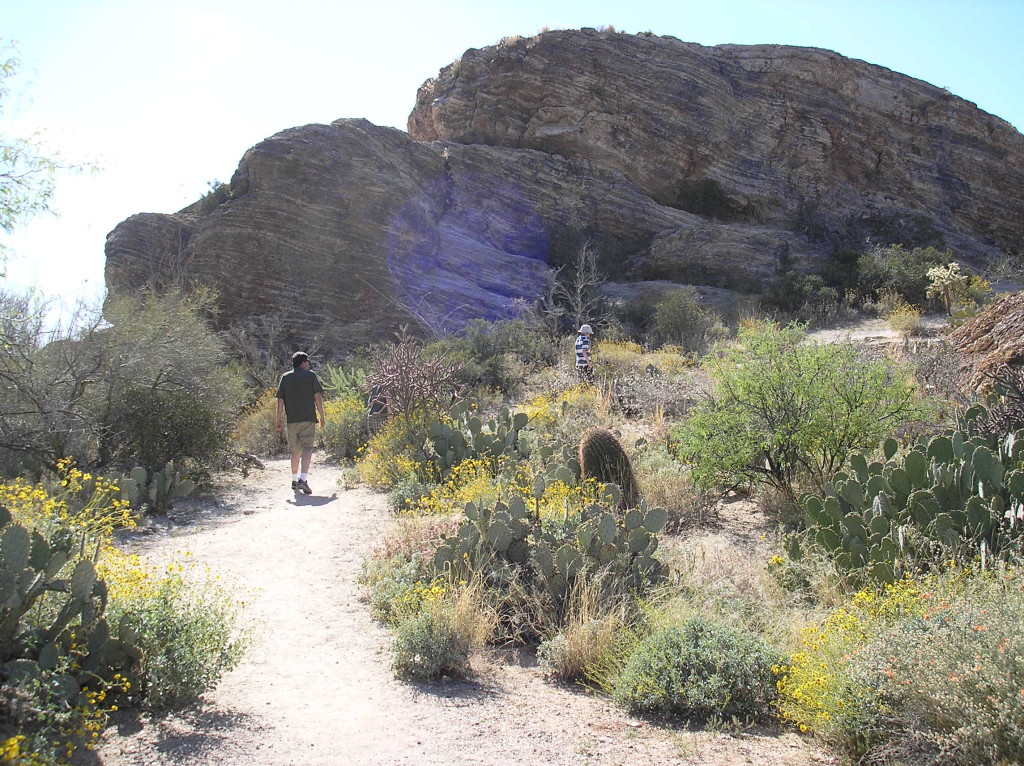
[856,244,948,306]
[391,608,470,681]
[613,618,781,722]
[113,386,224,471]
[359,554,432,626]
[648,288,727,355]
[119,569,250,709]
[427,317,559,396]
[674,321,924,503]
[99,290,246,469]
[319,394,367,459]
[763,272,842,326]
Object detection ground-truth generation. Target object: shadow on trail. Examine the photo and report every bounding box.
[409,674,502,704]
[287,492,340,507]
[84,705,260,765]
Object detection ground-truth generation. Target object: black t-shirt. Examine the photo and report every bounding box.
[276,368,324,423]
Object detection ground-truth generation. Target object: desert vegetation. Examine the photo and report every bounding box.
[4,38,1024,761]
[4,239,1023,764]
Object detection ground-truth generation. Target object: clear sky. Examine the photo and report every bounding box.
[3,0,1022,316]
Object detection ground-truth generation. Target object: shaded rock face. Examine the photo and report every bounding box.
[410,29,1024,261]
[106,118,818,346]
[106,30,1024,350]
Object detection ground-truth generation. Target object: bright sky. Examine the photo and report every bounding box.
[3,0,1022,316]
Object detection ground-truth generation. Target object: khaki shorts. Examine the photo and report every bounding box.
[286,421,316,453]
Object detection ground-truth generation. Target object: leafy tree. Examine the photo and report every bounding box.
[97,289,246,470]
[0,42,87,270]
[673,322,925,503]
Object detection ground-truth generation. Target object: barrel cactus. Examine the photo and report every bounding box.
[579,427,641,512]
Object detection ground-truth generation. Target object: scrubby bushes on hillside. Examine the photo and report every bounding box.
[674,321,925,504]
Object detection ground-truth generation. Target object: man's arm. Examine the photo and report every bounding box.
[314,392,325,427]
[276,397,285,431]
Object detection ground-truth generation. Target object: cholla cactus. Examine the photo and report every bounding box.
[926,262,968,315]
[364,328,464,416]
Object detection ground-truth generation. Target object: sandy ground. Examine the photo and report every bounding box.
[87,458,835,766]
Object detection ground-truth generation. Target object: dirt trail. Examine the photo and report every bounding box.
[94,459,832,766]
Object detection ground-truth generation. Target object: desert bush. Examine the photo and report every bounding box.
[537,577,631,682]
[777,569,1024,764]
[232,389,282,457]
[359,554,443,626]
[518,384,608,450]
[98,290,246,470]
[612,618,781,722]
[357,410,439,491]
[674,321,924,503]
[390,582,494,681]
[856,244,948,306]
[762,272,843,327]
[648,288,728,355]
[427,317,559,396]
[850,568,1024,764]
[885,302,922,336]
[115,563,250,709]
[112,386,224,471]
[391,609,469,682]
[319,394,368,459]
[632,442,718,530]
[318,362,368,400]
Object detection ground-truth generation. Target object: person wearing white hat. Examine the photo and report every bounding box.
[575,324,595,384]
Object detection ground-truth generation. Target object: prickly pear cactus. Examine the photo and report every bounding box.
[578,427,642,512]
[0,514,140,700]
[430,486,667,630]
[790,411,1024,584]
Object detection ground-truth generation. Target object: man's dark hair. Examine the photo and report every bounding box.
[292,352,309,369]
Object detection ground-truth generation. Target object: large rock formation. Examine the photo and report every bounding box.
[105,29,1024,351]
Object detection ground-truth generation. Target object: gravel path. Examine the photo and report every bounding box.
[90,458,833,766]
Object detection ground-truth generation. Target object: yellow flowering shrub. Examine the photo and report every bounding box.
[1,458,135,540]
[520,385,602,429]
[232,388,281,457]
[775,579,925,734]
[319,394,368,458]
[400,456,603,521]
[357,410,439,490]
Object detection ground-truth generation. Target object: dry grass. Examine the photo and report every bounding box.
[539,576,631,682]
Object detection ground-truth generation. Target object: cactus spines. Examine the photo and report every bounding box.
[578,428,641,512]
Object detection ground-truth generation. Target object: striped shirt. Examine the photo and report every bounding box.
[575,334,591,366]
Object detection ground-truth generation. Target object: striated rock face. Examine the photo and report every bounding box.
[410,29,1024,262]
[106,30,1024,350]
[106,118,819,347]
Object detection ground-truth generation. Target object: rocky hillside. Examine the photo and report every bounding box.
[105,28,1024,351]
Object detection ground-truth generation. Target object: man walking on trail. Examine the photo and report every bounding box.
[575,324,595,384]
[276,351,326,495]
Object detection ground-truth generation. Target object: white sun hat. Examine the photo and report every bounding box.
[578,324,593,334]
